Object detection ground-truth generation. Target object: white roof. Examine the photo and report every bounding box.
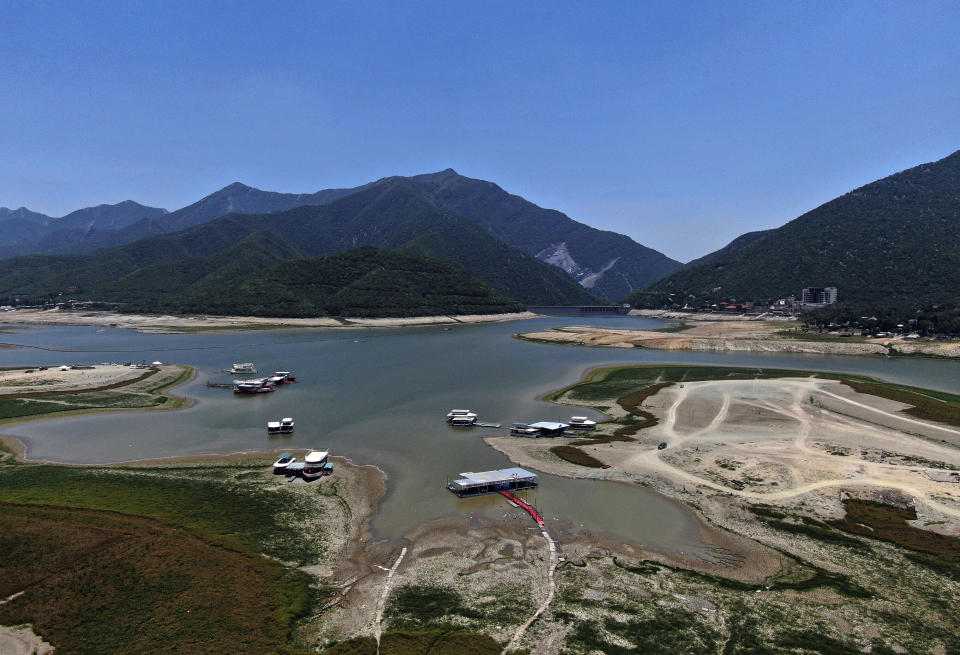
[571,416,589,421]
[305,450,329,462]
[447,409,472,414]
[456,467,537,484]
[267,422,281,427]
[281,417,293,422]
[528,422,569,430]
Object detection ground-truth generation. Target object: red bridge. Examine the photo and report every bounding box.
[500,490,545,526]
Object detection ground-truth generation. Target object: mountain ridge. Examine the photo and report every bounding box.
[635,148,960,313]
[0,180,599,308]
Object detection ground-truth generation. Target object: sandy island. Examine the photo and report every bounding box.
[488,374,960,537]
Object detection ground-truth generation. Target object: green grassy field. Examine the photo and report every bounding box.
[0,443,333,654]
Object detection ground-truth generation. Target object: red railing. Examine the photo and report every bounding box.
[500,490,544,526]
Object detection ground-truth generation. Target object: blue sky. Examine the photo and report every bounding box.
[2,1,958,261]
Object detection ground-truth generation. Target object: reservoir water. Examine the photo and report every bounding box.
[3,316,960,555]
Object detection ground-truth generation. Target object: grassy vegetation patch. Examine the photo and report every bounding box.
[0,503,312,655]
[565,610,720,655]
[322,631,502,655]
[0,464,325,564]
[841,379,960,427]
[566,433,635,445]
[829,499,960,559]
[550,445,606,468]
[384,585,481,631]
[649,322,695,333]
[748,506,872,551]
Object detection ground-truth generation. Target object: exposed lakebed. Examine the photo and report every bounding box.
[2,315,960,556]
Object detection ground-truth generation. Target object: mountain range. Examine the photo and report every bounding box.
[6,149,960,318]
[0,201,168,257]
[635,149,960,313]
[0,170,682,306]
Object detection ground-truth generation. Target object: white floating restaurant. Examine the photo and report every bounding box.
[447,467,539,497]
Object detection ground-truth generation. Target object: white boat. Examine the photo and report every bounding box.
[230,362,258,374]
[302,450,332,480]
[449,414,477,426]
[568,416,597,430]
[279,417,294,433]
[510,423,540,437]
[234,378,275,394]
[273,452,295,472]
[273,371,296,383]
[267,421,282,434]
[446,409,475,422]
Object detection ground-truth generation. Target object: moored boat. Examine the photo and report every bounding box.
[446,409,475,422]
[302,450,331,480]
[273,452,295,472]
[234,378,275,394]
[267,421,282,434]
[568,416,597,430]
[279,417,294,433]
[230,362,257,374]
[449,413,477,426]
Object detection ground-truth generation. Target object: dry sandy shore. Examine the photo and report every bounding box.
[0,309,538,333]
[520,317,960,357]
[0,364,148,395]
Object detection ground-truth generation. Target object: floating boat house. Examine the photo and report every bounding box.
[447,467,539,497]
[568,416,597,430]
[510,421,569,437]
[302,450,334,480]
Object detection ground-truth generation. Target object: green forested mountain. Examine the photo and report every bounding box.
[0,181,597,310]
[118,246,524,317]
[377,169,682,300]
[1,170,680,301]
[635,149,960,313]
[682,229,773,269]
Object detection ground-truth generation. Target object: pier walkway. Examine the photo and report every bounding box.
[499,491,556,654]
[499,491,544,526]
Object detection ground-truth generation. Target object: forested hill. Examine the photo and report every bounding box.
[635,149,960,313]
[0,181,598,308]
[1,170,679,302]
[682,229,773,269]
[120,246,525,317]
